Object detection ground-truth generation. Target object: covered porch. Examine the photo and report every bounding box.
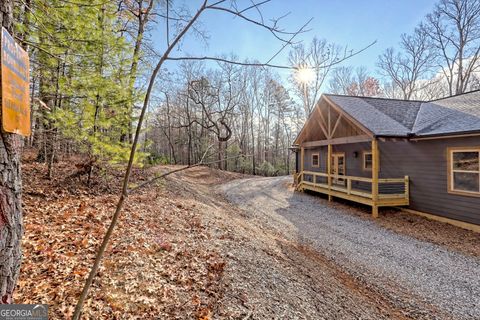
[293,95,409,217]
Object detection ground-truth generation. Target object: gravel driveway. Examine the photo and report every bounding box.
[221,176,480,320]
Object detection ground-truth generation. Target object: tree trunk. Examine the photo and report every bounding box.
[121,0,153,143]
[217,140,222,170]
[224,139,228,171]
[185,98,192,165]
[0,0,24,304]
[46,129,56,179]
[251,122,256,175]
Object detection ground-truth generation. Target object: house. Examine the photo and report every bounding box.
[292,90,480,229]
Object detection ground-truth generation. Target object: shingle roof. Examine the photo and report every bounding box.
[324,90,480,137]
[361,97,422,130]
[413,91,480,136]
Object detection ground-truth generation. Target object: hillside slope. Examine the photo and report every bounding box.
[17,159,480,319]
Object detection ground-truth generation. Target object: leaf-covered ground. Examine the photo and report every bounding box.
[18,155,237,319]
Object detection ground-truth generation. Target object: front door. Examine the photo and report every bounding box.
[331,153,345,185]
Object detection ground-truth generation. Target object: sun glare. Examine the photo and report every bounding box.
[295,66,315,84]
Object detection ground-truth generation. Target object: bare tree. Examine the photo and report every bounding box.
[153,92,178,164]
[328,66,382,97]
[289,37,376,116]
[289,37,342,116]
[187,74,237,170]
[378,28,435,99]
[422,0,480,95]
[328,66,354,95]
[146,56,301,176]
[416,75,450,100]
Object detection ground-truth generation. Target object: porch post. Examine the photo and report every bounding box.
[295,147,305,190]
[300,147,304,172]
[327,144,332,201]
[371,139,379,218]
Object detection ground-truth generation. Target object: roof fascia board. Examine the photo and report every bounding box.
[410,131,480,141]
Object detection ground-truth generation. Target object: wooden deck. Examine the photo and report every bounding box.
[295,170,409,210]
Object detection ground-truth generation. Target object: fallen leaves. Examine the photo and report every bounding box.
[17,159,229,319]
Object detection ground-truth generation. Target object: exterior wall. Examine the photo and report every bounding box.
[302,146,327,184]
[379,136,480,225]
[303,142,372,176]
[302,142,372,186]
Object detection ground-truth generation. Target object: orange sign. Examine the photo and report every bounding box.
[1,27,30,136]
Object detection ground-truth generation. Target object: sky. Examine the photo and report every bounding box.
[156,0,439,83]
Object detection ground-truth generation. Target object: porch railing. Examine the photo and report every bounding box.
[296,170,409,206]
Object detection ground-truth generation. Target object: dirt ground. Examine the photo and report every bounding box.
[16,158,480,319]
[222,176,480,320]
[324,194,480,258]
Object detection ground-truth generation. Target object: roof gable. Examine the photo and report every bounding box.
[293,96,371,145]
[322,90,480,138]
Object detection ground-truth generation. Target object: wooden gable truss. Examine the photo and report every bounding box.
[294,95,373,148]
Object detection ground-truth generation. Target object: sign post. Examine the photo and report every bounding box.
[1,27,30,136]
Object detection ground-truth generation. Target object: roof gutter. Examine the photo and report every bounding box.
[373,134,410,139]
[410,130,480,141]
[375,130,480,141]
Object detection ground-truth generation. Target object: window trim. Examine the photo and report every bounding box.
[447,147,480,197]
[363,151,373,171]
[311,153,320,168]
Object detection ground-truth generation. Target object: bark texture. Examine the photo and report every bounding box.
[0,0,24,304]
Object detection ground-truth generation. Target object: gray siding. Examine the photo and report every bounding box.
[379,136,480,225]
[303,146,327,184]
[303,142,374,190]
[300,137,480,225]
[303,142,372,176]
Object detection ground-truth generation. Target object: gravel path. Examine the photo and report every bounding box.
[221,176,480,320]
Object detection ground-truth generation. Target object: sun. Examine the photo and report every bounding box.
[295,66,315,84]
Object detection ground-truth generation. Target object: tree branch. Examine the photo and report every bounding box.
[167,41,376,71]
[72,1,209,318]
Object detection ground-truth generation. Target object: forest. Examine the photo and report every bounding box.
[11,0,480,178]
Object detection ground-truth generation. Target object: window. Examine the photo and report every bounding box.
[448,148,480,196]
[312,153,320,167]
[363,151,372,170]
